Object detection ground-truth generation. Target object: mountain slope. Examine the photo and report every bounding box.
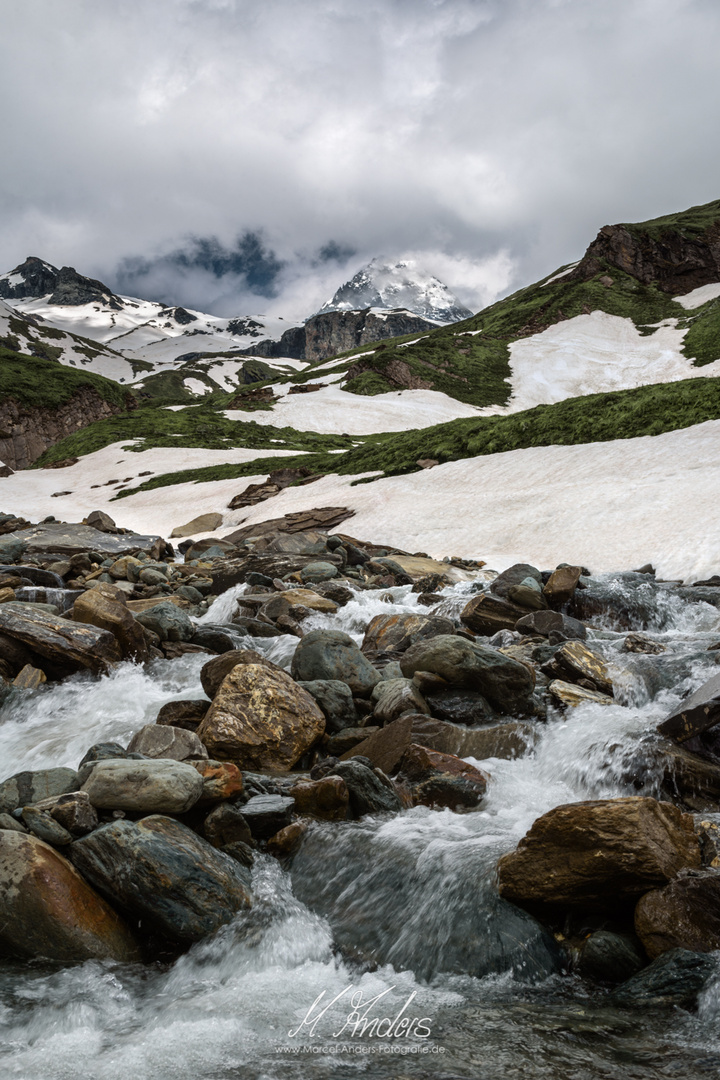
[317,198,720,410]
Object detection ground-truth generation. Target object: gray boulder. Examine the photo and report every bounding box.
[80,759,203,813]
[330,759,402,817]
[240,794,295,839]
[577,931,647,983]
[515,609,587,640]
[135,602,194,642]
[0,767,78,814]
[490,563,542,598]
[126,723,208,761]
[610,948,718,1008]
[291,629,381,696]
[371,678,429,724]
[70,815,252,943]
[399,635,535,714]
[300,561,338,583]
[297,679,358,733]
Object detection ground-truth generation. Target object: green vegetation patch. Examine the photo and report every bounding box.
[0,347,128,411]
[32,400,352,468]
[680,298,720,367]
[624,199,720,240]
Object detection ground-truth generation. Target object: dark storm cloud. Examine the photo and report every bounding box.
[1,0,720,317]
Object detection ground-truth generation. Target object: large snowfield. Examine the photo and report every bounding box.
[2,421,719,582]
[226,381,484,434]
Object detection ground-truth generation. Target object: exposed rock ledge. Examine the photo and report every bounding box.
[0,388,127,470]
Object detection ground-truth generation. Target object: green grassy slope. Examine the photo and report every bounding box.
[0,347,129,410]
[286,198,720,404]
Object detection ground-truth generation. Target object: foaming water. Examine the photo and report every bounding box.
[2,572,720,1076]
[0,656,208,773]
[0,858,461,1080]
[194,582,248,625]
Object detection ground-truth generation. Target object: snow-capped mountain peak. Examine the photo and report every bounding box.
[316,256,473,323]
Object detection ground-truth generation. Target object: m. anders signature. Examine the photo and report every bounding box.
[288,986,433,1040]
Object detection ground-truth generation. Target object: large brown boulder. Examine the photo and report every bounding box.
[460,593,528,635]
[497,797,701,911]
[0,830,140,962]
[200,648,283,699]
[196,663,325,770]
[73,586,150,662]
[635,869,720,958]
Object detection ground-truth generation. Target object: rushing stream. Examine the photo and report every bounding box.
[1,574,720,1078]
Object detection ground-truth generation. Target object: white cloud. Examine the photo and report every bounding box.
[0,0,719,317]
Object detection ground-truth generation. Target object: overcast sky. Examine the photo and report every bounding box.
[2,0,719,318]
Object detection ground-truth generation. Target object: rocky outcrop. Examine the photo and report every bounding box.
[0,257,122,307]
[567,212,720,294]
[0,388,127,470]
[241,308,438,362]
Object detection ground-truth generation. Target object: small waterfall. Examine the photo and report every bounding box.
[193,582,249,625]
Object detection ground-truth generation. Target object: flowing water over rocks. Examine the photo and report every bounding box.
[1,567,720,1078]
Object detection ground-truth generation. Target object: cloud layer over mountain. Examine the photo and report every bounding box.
[2,0,720,317]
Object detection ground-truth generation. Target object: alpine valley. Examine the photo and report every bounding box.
[1,201,720,1080]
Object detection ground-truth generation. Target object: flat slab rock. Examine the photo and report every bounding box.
[20,522,164,558]
[0,606,121,674]
[658,671,720,743]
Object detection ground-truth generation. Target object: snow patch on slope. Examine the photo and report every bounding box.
[214,421,720,582]
[0,442,299,537]
[674,282,720,310]
[506,311,719,411]
[225,383,481,435]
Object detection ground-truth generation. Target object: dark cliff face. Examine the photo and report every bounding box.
[568,220,720,294]
[0,389,127,470]
[244,308,438,362]
[0,257,122,309]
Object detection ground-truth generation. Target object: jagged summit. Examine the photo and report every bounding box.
[0,256,122,309]
[316,257,473,323]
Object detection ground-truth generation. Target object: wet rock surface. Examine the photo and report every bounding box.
[0,830,140,962]
[497,797,701,911]
[70,815,252,943]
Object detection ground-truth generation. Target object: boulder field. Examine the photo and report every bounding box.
[0,510,719,1008]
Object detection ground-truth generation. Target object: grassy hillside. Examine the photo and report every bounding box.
[111,374,720,497]
[281,198,720,404]
[0,347,129,410]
